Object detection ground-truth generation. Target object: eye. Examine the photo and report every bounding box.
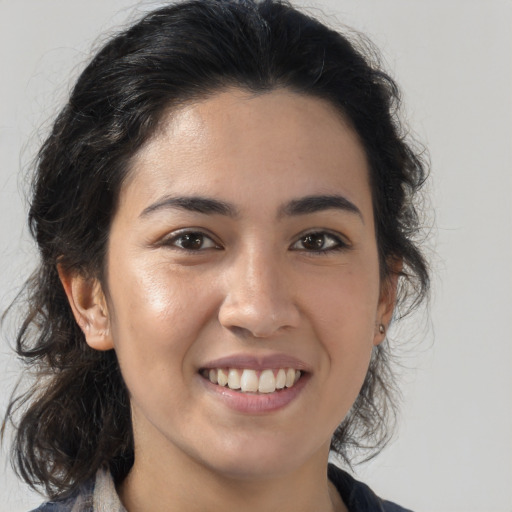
[165,231,220,251]
[290,231,347,253]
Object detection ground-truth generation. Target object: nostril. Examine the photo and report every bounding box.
[226,324,286,339]
[226,325,255,339]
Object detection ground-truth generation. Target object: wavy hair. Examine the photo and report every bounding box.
[3,0,429,499]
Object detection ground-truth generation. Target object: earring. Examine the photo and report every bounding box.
[379,323,385,334]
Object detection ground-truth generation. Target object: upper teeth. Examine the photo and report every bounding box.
[205,368,301,393]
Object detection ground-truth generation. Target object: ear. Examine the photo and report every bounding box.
[57,264,114,351]
[374,258,402,346]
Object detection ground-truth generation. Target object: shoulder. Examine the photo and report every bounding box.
[29,496,85,512]
[28,475,95,512]
[29,469,125,512]
[29,502,77,512]
[328,464,414,512]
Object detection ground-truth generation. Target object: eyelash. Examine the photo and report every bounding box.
[160,229,349,254]
[289,231,348,254]
[161,230,221,252]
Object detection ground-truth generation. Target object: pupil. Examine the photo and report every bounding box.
[303,234,324,250]
[182,233,202,249]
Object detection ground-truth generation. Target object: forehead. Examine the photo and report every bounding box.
[120,88,371,217]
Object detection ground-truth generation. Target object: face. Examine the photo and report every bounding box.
[72,89,394,481]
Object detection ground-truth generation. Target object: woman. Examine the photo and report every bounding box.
[3,0,429,511]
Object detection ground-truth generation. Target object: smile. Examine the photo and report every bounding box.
[201,368,302,394]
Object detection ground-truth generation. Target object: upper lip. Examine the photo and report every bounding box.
[200,353,311,372]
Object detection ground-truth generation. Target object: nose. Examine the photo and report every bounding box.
[218,247,300,338]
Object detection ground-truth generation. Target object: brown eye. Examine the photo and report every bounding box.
[301,234,326,250]
[169,232,219,251]
[178,233,204,250]
[291,231,345,252]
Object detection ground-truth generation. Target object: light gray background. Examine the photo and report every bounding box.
[1,1,511,511]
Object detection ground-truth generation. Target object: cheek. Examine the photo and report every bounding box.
[103,263,215,425]
[307,262,381,337]
[105,260,219,383]
[109,258,205,332]
[305,262,380,395]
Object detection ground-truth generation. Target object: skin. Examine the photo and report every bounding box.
[60,88,396,512]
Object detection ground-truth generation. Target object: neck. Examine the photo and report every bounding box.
[118,432,346,512]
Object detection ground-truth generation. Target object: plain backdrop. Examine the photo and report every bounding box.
[1,1,511,512]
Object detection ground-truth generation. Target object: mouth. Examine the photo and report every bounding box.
[200,367,302,394]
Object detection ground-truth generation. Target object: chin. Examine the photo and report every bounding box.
[198,434,325,481]
[208,456,299,482]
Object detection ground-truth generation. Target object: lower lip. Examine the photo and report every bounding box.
[199,373,309,414]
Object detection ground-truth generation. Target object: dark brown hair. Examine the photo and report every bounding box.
[3,0,429,499]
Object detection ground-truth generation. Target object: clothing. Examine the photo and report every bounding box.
[327,465,413,512]
[31,464,413,512]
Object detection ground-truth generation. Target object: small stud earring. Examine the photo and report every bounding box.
[379,323,385,334]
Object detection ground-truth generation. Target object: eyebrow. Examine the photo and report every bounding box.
[140,196,238,218]
[279,194,363,222]
[139,193,362,221]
